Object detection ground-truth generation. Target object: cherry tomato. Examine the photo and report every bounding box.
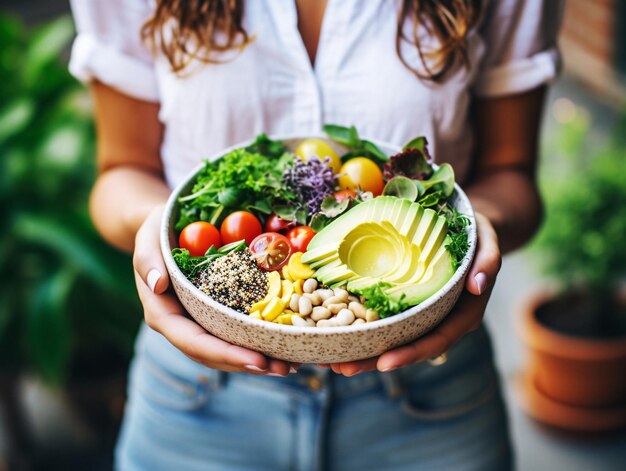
[179,221,221,257]
[249,232,292,271]
[286,226,316,252]
[296,138,342,174]
[265,214,296,234]
[334,189,357,203]
[220,211,263,245]
[338,157,384,196]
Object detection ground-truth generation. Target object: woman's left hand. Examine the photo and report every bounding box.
[326,212,501,376]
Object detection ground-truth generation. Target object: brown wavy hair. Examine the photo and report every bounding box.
[142,0,482,82]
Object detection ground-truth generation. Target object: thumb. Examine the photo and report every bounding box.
[466,212,501,296]
[133,205,170,294]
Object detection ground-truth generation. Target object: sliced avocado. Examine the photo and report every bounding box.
[384,243,454,305]
[404,222,449,285]
[313,258,342,280]
[400,203,424,241]
[307,201,371,250]
[411,208,437,248]
[318,265,357,285]
[386,242,421,284]
[391,198,413,231]
[302,241,340,264]
[347,276,380,292]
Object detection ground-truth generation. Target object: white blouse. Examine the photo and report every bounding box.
[69,0,562,189]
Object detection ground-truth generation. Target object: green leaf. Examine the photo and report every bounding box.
[361,140,389,163]
[217,187,242,206]
[422,163,455,197]
[323,124,361,148]
[27,267,76,384]
[12,213,136,303]
[0,98,35,142]
[245,133,286,159]
[24,16,74,85]
[310,213,331,233]
[247,199,272,214]
[403,136,427,151]
[218,240,246,254]
[382,176,418,201]
[418,191,442,207]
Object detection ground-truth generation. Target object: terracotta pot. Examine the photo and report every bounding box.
[517,289,626,432]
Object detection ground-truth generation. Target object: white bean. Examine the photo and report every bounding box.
[335,308,355,326]
[305,317,316,327]
[333,288,349,302]
[322,295,344,308]
[298,296,313,316]
[317,289,334,302]
[291,315,308,327]
[328,303,348,314]
[316,319,337,327]
[352,318,366,325]
[311,306,331,321]
[303,278,318,293]
[289,294,302,312]
[365,309,380,322]
[349,302,366,319]
[348,295,360,304]
[303,292,322,306]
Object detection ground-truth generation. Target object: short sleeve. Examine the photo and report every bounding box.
[473,0,564,97]
[68,0,159,102]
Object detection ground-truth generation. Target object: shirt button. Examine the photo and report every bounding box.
[307,376,323,391]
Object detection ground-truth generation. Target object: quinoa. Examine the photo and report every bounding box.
[195,249,268,313]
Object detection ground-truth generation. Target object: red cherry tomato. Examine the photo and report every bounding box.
[220,211,263,245]
[179,221,221,257]
[265,214,296,234]
[249,232,292,271]
[286,226,316,252]
[334,189,357,203]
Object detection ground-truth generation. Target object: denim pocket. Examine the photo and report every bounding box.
[133,356,212,411]
[396,330,500,421]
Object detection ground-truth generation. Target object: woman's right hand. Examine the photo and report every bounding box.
[133,206,293,376]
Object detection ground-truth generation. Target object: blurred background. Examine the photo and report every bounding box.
[0,1,625,470]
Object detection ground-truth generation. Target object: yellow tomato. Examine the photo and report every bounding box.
[295,138,342,174]
[338,157,384,196]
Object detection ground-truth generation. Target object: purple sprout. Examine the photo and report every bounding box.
[282,157,336,216]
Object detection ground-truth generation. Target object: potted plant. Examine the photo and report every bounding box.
[0,14,142,467]
[517,109,626,433]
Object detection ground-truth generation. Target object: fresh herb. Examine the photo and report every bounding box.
[440,207,470,269]
[323,124,389,166]
[309,191,373,232]
[175,146,297,231]
[383,146,433,181]
[281,156,336,220]
[172,240,247,278]
[355,283,410,318]
[245,133,286,159]
[382,176,419,201]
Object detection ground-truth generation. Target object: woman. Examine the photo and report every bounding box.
[69,1,562,469]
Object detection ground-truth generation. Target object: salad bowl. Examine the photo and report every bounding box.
[161,135,477,363]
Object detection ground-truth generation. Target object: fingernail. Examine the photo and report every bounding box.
[147,269,161,293]
[380,365,398,372]
[289,366,298,374]
[245,365,267,372]
[345,369,362,377]
[474,272,487,295]
[267,372,286,377]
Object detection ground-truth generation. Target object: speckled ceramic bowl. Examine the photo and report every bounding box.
[161,135,476,363]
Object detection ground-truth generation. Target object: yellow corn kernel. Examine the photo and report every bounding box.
[282,265,293,281]
[293,278,304,294]
[267,270,282,298]
[288,252,315,279]
[274,313,293,325]
[250,297,270,313]
[262,298,287,322]
[280,279,294,303]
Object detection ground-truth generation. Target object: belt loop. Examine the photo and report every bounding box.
[379,370,405,399]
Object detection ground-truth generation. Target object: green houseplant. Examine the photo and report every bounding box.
[517,108,626,433]
[0,14,142,465]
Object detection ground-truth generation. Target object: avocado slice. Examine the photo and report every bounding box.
[304,195,458,313]
[384,244,454,305]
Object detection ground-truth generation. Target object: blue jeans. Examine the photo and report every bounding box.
[116,323,512,470]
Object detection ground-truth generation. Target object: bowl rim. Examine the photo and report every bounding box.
[161,133,477,335]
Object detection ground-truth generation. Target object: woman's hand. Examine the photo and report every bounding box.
[133,206,294,376]
[326,212,501,376]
